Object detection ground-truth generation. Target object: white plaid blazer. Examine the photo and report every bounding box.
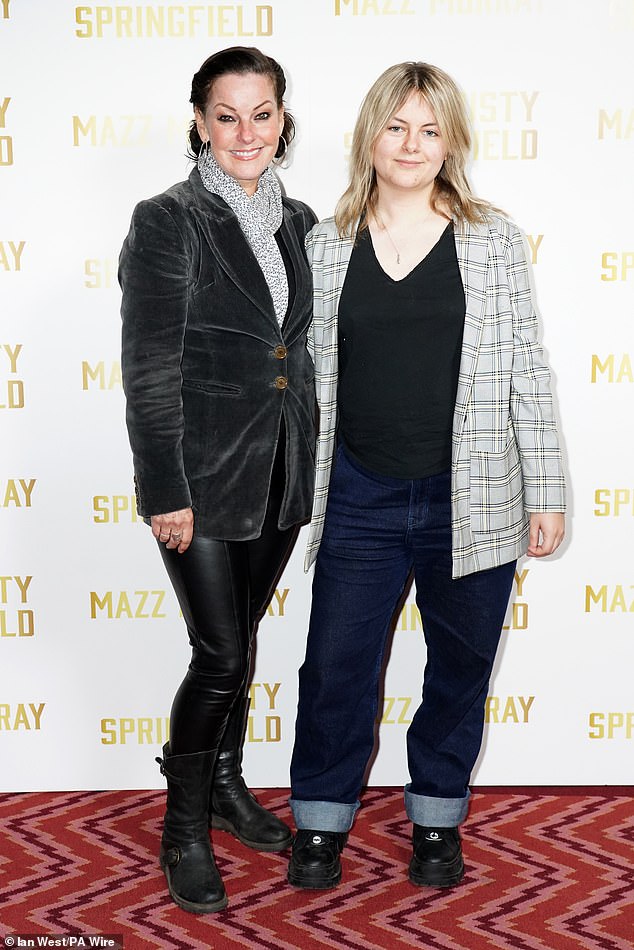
[303,214,566,578]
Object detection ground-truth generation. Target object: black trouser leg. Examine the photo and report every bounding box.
[210,438,299,850]
[159,426,299,849]
[159,535,252,756]
[159,424,297,756]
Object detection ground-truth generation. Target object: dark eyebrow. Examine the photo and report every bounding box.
[212,100,275,112]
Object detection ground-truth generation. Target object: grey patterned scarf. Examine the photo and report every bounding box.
[197,145,288,326]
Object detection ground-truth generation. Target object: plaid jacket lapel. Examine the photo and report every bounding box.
[452,221,489,447]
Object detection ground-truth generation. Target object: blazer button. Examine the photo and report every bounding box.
[275,376,288,390]
[274,345,287,359]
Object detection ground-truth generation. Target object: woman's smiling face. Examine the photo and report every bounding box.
[196,71,284,195]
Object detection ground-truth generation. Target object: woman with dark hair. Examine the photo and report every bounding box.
[287,62,565,890]
[119,46,316,913]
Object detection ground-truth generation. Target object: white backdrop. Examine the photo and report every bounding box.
[1,0,633,792]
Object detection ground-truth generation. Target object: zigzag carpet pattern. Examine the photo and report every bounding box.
[1,787,632,950]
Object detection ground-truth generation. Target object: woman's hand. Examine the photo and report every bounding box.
[527,512,565,558]
[151,508,194,554]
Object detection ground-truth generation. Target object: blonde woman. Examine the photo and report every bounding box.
[288,62,565,890]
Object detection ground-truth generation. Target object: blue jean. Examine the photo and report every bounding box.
[290,445,516,831]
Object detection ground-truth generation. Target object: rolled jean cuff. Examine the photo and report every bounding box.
[290,798,359,833]
[404,785,471,827]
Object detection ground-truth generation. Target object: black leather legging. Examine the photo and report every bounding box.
[158,437,298,755]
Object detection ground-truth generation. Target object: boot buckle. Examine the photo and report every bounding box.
[162,845,181,867]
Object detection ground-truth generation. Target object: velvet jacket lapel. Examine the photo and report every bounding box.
[277,202,314,344]
[188,168,310,341]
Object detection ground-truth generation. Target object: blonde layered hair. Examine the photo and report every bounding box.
[335,62,494,238]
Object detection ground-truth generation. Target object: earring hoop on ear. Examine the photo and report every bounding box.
[273,135,288,165]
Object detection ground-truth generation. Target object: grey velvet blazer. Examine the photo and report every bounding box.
[119,168,317,540]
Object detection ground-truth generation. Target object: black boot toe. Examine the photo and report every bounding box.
[160,839,227,913]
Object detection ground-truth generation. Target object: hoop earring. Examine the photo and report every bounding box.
[273,135,288,165]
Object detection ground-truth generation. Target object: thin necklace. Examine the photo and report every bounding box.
[375,207,434,265]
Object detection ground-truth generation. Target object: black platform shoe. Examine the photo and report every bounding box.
[408,825,465,888]
[287,830,347,889]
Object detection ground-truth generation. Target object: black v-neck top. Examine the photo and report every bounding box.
[337,222,465,478]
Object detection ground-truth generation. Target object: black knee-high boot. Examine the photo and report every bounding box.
[210,697,292,851]
[157,743,228,913]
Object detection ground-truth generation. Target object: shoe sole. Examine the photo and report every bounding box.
[408,856,465,888]
[287,867,342,890]
[211,815,292,852]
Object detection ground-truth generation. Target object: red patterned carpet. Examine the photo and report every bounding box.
[1,787,632,950]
